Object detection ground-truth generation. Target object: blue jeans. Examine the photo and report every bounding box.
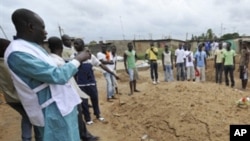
[164,65,174,82]
[103,72,114,99]
[9,103,42,141]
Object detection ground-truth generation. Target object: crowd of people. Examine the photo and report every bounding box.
[148,40,249,91]
[0,8,249,141]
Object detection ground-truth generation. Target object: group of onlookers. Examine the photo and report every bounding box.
[146,40,249,91]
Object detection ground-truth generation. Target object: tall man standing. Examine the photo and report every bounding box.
[175,43,185,81]
[145,41,159,84]
[5,8,90,141]
[124,42,140,95]
[194,43,207,82]
[214,42,224,84]
[239,41,249,89]
[223,42,236,87]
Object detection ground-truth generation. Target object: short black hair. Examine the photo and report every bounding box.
[12,8,36,32]
[0,38,11,57]
[48,36,63,53]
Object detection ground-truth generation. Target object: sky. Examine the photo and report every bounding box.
[1,0,250,43]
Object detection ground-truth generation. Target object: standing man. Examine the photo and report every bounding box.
[97,44,117,101]
[47,37,99,141]
[61,34,76,62]
[162,44,174,82]
[124,42,140,95]
[111,45,119,94]
[74,38,118,122]
[145,41,159,84]
[0,38,42,141]
[194,43,207,82]
[239,41,249,89]
[184,44,195,81]
[175,43,185,81]
[214,42,224,84]
[5,8,90,141]
[223,42,236,87]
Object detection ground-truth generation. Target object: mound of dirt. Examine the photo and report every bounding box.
[109,82,249,141]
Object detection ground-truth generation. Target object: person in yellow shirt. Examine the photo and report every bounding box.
[214,42,224,84]
[145,41,159,84]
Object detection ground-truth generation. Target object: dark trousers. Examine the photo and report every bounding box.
[77,104,93,139]
[8,103,42,141]
[224,65,235,87]
[176,63,185,81]
[215,63,223,83]
[239,65,248,89]
[150,61,158,81]
[80,85,100,121]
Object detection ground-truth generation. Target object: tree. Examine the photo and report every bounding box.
[206,28,213,40]
[88,40,97,47]
[220,32,239,40]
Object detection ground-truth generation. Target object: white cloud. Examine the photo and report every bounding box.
[0,0,250,42]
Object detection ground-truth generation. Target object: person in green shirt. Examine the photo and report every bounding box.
[124,42,140,95]
[223,42,236,87]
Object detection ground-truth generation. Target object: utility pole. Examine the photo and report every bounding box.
[58,25,63,37]
[0,25,8,39]
[119,16,125,40]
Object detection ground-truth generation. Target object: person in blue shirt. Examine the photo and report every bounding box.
[5,8,91,141]
[194,43,207,82]
[73,38,119,125]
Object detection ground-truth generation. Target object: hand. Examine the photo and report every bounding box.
[171,66,173,70]
[75,50,91,62]
[163,67,166,71]
[114,74,120,80]
[175,63,177,68]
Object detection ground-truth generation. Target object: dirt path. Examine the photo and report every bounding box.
[1,59,250,141]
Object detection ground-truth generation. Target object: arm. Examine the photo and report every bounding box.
[124,53,128,74]
[162,53,165,71]
[99,64,119,79]
[8,52,79,84]
[151,47,158,56]
[204,56,207,69]
[214,54,217,68]
[194,53,197,69]
[171,53,174,69]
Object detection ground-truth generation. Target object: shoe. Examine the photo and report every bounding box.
[111,96,117,99]
[97,117,105,121]
[107,98,113,102]
[152,81,156,84]
[156,80,160,83]
[86,120,94,125]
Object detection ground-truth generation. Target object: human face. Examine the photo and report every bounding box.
[101,45,107,53]
[128,43,133,51]
[62,35,72,47]
[111,46,116,53]
[73,40,84,52]
[31,14,47,44]
[165,46,169,51]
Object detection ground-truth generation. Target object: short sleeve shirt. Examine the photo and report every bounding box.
[223,50,236,66]
[146,47,158,60]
